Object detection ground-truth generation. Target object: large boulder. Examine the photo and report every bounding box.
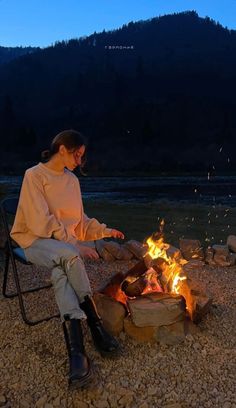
[127,292,186,327]
[123,316,156,343]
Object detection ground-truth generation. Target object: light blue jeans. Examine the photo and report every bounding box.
[24,238,92,322]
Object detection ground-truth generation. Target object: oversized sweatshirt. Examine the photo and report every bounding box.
[10,163,112,248]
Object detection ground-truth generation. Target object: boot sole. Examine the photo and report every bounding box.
[94,344,121,359]
[69,363,93,388]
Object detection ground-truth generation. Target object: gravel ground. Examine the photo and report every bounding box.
[0,258,235,408]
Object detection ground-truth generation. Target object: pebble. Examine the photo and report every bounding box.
[0,396,6,407]
[147,386,157,396]
[138,403,149,408]
[35,395,47,407]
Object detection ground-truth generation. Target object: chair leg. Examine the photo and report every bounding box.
[2,251,10,297]
[2,253,59,326]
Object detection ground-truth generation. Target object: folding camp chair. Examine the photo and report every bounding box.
[0,196,59,325]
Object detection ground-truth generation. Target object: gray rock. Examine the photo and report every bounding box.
[124,240,147,260]
[166,245,182,261]
[93,292,126,335]
[156,321,186,345]
[95,240,116,261]
[211,244,231,266]
[214,253,231,267]
[179,239,204,260]
[35,395,47,407]
[123,315,156,343]
[212,244,229,256]
[205,247,215,265]
[229,253,236,266]
[227,235,236,253]
[0,396,7,407]
[128,292,185,327]
[103,241,133,260]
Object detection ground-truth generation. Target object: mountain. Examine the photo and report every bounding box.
[0,46,39,66]
[0,11,235,173]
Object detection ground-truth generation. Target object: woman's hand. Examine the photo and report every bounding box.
[110,229,125,239]
[78,245,100,260]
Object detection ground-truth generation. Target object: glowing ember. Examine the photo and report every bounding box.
[141,267,163,295]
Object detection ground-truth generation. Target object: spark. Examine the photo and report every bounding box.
[219,147,223,152]
[207,172,210,180]
[194,188,197,193]
[227,158,230,163]
[191,217,194,222]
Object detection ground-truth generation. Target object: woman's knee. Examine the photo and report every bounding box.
[58,247,84,272]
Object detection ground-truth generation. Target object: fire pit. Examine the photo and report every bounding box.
[94,231,213,344]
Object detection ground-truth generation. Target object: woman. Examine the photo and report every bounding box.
[11,129,125,387]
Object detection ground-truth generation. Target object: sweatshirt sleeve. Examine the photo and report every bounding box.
[74,211,112,241]
[17,170,72,242]
[82,213,112,241]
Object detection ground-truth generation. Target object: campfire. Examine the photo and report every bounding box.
[97,223,213,343]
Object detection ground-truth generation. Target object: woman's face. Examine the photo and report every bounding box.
[62,144,86,171]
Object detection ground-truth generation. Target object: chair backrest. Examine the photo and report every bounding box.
[0,196,19,246]
[1,197,19,216]
[0,196,30,264]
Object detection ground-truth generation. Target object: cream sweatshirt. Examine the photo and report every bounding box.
[10,163,112,248]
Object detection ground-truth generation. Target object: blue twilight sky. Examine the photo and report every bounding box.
[0,0,236,48]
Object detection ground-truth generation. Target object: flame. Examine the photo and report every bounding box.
[141,267,163,295]
[145,233,187,294]
[146,235,169,261]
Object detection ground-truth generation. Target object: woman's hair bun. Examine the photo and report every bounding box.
[41,149,51,161]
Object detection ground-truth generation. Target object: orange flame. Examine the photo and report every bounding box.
[141,267,163,295]
[145,233,187,294]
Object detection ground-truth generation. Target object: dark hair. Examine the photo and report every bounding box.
[41,129,87,168]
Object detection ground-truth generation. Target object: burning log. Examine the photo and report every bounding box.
[122,262,165,297]
[100,259,148,303]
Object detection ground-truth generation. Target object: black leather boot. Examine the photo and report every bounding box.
[80,295,120,357]
[62,316,92,387]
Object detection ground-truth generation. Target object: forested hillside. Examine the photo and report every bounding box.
[0,11,235,173]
